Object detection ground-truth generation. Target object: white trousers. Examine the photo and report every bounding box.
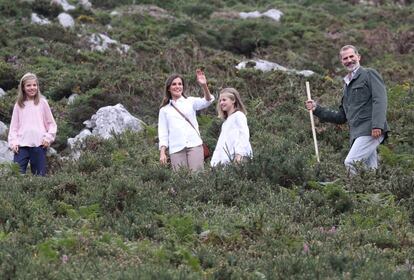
[344,135,384,175]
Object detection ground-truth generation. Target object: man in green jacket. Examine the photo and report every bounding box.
[306,45,389,175]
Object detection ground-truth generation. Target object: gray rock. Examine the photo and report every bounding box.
[47,147,58,156]
[51,0,75,11]
[67,129,92,160]
[0,88,6,98]
[85,104,144,139]
[31,13,51,25]
[78,0,92,10]
[262,9,284,21]
[236,59,287,72]
[199,230,211,241]
[67,94,79,105]
[0,121,8,138]
[0,140,13,163]
[239,9,283,22]
[236,59,315,77]
[68,104,144,159]
[89,33,129,54]
[58,13,75,28]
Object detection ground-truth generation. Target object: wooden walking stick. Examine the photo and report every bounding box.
[306,81,320,163]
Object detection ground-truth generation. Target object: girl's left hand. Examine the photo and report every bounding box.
[42,140,50,148]
[196,69,207,86]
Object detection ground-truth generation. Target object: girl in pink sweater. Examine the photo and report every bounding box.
[8,73,57,176]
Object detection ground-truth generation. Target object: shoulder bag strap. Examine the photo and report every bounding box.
[170,102,201,137]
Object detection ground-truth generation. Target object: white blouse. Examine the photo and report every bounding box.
[210,111,252,167]
[158,96,214,154]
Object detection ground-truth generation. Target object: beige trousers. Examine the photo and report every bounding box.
[170,145,204,172]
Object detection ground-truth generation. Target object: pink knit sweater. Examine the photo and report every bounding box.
[8,98,57,148]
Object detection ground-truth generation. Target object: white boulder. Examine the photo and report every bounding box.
[67,129,92,160]
[0,88,6,98]
[78,0,92,10]
[68,104,144,159]
[0,140,13,163]
[240,9,283,22]
[58,13,75,28]
[51,0,75,11]
[31,13,51,25]
[67,93,79,105]
[84,104,144,139]
[262,9,284,21]
[88,33,129,54]
[0,121,8,138]
[237,59,287,72]
[236,59,315,77]
[239,11,261,19]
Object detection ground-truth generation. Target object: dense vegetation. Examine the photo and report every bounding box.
[0,0,413,278]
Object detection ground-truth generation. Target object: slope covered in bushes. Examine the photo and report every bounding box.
[0,0,414,278]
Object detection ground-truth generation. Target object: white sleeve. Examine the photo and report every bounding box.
[191,95,215,111]
[234,112,251,156]
[158,108,168,149]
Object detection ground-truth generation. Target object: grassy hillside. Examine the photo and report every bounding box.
[1,0,414,278]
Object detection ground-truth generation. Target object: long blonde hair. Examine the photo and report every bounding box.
[217,88,247,120]
[17,72,41,108]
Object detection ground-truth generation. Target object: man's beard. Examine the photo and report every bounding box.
[346,62,359,72]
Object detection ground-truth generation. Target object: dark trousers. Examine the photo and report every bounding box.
[13,146,47,176]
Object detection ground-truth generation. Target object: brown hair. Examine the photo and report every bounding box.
[217,88,247,119]
[17,72,41,108]
[160,74,187,108]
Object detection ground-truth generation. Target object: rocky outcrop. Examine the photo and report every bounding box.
[0,141,13,163]
[67,94,79,105]
[67,104,145,159]
[31,13,51,25]
[236,59,315,77]
[0,121,8,138]
[51,0,75,11]
[58,13,75,28]
[212,9,283,22]
[240,9,283,22]
[88,33,130,54]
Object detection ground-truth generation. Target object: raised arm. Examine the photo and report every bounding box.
[196,69,212,101]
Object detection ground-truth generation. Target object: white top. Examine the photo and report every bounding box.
[158,95,215,154]
[210,111,252,167]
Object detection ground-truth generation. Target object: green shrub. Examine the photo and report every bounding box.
[182,3,215,19]
[31,0,63,17]
[0,0,30,17]
[0,60,17,90]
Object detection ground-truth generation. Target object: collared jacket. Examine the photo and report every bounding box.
[314,67,389,145]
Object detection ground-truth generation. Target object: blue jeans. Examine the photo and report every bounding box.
[13,146,47,176]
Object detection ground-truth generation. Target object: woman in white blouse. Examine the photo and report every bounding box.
[158,69,214,171]
[210,88,252,167]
